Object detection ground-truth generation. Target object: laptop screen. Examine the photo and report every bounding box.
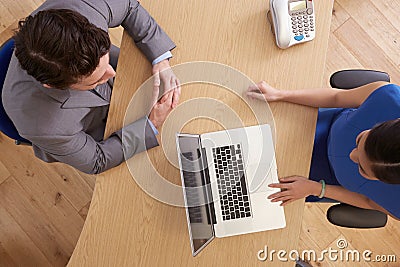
[177,134,214,256]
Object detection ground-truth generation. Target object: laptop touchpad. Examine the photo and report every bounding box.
[247,163,278,193]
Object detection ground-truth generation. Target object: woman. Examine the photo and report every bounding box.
[246,81,400,220]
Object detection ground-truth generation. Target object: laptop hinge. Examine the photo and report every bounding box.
[199,147,217,225]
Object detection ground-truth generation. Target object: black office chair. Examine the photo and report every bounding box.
[0,38,31,145]
[325,69,389,228]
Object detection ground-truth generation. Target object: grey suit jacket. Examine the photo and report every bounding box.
[2,0,176,174]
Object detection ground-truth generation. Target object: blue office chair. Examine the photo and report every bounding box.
[0,38,31,145]
[324,69,390,228]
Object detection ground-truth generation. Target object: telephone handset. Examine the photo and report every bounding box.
[269,0,315,49]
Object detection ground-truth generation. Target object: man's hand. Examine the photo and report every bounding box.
[148,90,174,130]
[152,59,181,108]
[267,176,321,206]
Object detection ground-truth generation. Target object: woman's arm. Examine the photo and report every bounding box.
[268,176,399,220]
[325,184,399,220]
[247,81,389,108]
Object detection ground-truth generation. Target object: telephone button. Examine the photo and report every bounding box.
[306,8,313,15]
[294,35,304,41]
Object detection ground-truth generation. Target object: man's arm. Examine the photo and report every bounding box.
[30,117,158,174]
[105,0,176,62]
[100,0,180,105]
[27,86,174,174]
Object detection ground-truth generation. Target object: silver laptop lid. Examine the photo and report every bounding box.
[176,133,215,256]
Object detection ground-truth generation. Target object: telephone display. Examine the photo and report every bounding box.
[289,1,306,11]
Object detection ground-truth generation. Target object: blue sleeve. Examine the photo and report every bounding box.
[358,181,400,219]
[152,51,172,65]
[146,117,159,135]
[348,84,400,130]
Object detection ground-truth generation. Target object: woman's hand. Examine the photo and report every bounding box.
[268,176,321,206]
[246,81,283,102]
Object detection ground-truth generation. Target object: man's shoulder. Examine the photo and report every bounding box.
[3,54,57,106]
[3,56,78,137]
[33,0,114,31]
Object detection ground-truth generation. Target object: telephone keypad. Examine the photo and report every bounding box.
[292,14,315,37]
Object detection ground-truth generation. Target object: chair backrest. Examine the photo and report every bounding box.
[0,38,30,144]
[330,69,390,89]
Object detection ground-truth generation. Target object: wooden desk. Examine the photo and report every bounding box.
[68,0,333,266]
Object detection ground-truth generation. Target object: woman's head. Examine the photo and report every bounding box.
[350,118,400,184]
[14,9,112,89]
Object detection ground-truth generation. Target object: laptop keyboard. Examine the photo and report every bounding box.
[212,144,252,221]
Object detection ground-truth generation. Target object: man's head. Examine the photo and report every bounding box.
[350,118,400,184]
[14,9,113,89]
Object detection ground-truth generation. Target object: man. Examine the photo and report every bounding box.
[2,0,180,174]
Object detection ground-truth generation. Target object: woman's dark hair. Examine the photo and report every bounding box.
[364,118,400,184]
[13,9,111,89]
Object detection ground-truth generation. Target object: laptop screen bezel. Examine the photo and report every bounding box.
[176,133,215,257]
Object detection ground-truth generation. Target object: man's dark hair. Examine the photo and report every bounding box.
[14,9,111,89]
[365,118,400,184]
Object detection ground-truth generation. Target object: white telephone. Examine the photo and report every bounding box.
[269,0,315,49]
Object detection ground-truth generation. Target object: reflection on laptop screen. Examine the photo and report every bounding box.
[178,135,214,256]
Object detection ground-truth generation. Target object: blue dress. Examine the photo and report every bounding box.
[307,84,400,219]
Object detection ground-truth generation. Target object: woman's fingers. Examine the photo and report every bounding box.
[281,199,297,206]
[268,190,291,200]
[270,195,293,203]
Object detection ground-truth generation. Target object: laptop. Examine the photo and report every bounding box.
[176,124,286,256]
